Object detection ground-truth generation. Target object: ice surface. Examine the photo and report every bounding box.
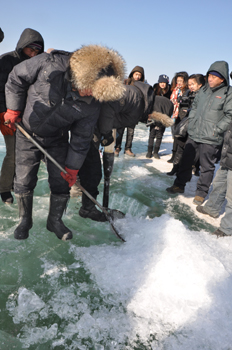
[1,125,231,349]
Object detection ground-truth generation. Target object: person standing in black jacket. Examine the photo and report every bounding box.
[4,45,125,241]
[0,28,44,204]
[146,74,172,158]
[115,66,145,157]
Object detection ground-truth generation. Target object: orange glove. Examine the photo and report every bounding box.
[61,167,79,187]
[4,109,21,131]
[0,112,14,136]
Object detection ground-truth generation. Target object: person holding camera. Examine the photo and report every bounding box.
[167,74,205,175]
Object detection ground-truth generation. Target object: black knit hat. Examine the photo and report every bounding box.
[158,74,169,84]
[27,42,42,51]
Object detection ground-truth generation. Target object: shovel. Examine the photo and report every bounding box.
[15,123,126,242]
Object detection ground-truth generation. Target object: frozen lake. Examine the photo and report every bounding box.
[0,124,231,350]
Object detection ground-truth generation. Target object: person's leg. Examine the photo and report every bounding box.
[79,142,106,222]
[124,127,135,156]
[14,130,42,239]
[174,138,197,188]
[0,134,16,203]
[197,167,227,218]
[167,138,185,176]
[46,141,73,240]
[196,143,220,199]
[125,127,135,150]
[115,128,124,156]
[167,133,178,163]
[219,169,232,235]
[146,125,156,158]
[153,127,165,159]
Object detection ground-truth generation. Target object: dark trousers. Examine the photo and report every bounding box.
[14,129,70,195]
[174,137,220,198]
[115,127,135,151]
[148,124,165,151]
[79,141,102,197]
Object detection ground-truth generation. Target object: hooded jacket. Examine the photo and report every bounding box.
[125,66,145,85]
[220,121,232,170]
[0,28,44,113]
[187,61,232,145]
[5,50,101,170]
[98,81,154,135]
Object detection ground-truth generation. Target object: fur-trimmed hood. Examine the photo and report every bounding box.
[70,45,126,102]
[148,111,174,127]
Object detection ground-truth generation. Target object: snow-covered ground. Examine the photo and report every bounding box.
[0,125,231,350]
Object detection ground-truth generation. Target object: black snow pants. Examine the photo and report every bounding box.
[148,124,165,151]
[14,128,70,195]
[79,141,102,197]
[174,137,221,198]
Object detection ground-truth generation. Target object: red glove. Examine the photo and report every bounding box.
[61,167,79,187]
[4,109,21,131]
[0,112,14,136]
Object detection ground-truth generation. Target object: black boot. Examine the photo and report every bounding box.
[146,147,153,158]
[79,193,107,222]
[167,164,179,176]
[14,191,33,240]
[47,194,73,241]
[167,151,176,163]
[153,147,160,159]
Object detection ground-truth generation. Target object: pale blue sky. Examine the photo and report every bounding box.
[1,0,231,84]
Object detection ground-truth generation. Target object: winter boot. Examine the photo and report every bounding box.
[146,147,153,158]
[167,164,179,176]
[167,151,176,163]
[124,149,135,157]
[196,205,219,218]
[166,185,184,194]
[79,193,107,222]
[212,228,228,238]
[193,196,204,205]
[153,147,160,159]
[47,194,73,241]
[14,191,33,240]
[1,191,14,204]
[114,148,120,157]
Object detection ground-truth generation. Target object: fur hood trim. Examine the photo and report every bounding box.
[70,45,126,102]
[149,111,174,127]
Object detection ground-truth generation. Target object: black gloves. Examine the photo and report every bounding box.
[101,131,114,146]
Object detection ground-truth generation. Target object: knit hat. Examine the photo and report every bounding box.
[208,71,224,80]
[70,45,126,102]
[158,74,169,84]
[27,42,43,51]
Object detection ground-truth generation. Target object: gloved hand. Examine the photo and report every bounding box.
[0,112,14,136]
[101,131,114,147]
[4,109,21,131]
[61,167,79,187]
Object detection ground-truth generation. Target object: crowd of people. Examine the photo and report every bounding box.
[0,27,232,241]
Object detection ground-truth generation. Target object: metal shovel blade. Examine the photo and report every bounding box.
[105,209,126,242]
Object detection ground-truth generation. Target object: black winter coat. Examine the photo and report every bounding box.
[99,81,154,135]
[220,121,232,170]
[5,50,100,170]
[0,28,44,112]
[153,83,172,99]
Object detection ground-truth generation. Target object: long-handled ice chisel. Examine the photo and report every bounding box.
[15,123,126,242]
[102,129,116,208]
